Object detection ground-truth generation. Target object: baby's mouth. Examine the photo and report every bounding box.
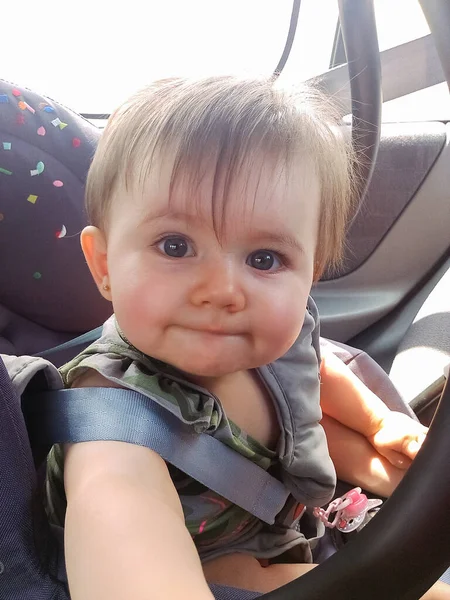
[187,327,239,336]
[178,323,244,336]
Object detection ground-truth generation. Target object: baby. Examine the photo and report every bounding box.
[46,76,448,599]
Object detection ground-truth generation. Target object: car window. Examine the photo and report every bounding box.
[280,0,446,123]
[3,0,444,122]
[375,0,429,51]
[279,0,430,79]
[2,0,293,114]
[371,0,446,122]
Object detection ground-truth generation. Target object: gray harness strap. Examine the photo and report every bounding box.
[22,387,290,525]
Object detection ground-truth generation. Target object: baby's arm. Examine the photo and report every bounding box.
[320,413,404,497]
[63,374,213,600]
[319,351,427,496]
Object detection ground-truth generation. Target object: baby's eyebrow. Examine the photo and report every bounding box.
[140,210,199,226]
[248,230,305,255]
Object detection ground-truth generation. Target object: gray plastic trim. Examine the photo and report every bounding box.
[349,255,450,373]
[313,124,450,342]
[322,122,446,278]
[310,34,444,118]
[389,264,450,403]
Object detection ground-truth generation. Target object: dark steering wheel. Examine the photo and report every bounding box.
[260,376,450,599]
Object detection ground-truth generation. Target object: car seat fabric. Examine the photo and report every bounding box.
[0,355,68,599]
[209,585,261,599]
[0,79,112,358]
[1,353,266,600]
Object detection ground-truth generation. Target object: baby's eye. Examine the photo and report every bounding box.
[157,236,194,258]
[247,250,282,271]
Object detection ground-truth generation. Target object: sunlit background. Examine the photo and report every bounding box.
[3,0,444,120]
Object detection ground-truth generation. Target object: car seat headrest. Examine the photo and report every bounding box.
[0,79,111,342]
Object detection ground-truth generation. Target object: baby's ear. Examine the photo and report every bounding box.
[80,226,112,301]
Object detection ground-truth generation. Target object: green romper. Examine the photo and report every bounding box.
[46,297,336,563]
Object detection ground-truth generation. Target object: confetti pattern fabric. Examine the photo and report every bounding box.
[0,79,111,356]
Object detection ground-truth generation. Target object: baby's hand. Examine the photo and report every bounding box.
[367,412,428,469]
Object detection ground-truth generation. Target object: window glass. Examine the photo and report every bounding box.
[374,0,447,121]
[2,0,293,114]
[276,0,339,83]
[375,0,430,51]
[280,0,431,82]
[382,83,450,122]
[283,0,442,122]
[2,0,441,120]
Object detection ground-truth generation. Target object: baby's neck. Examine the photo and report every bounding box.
[190,370,279,450]
[188,370,242,392]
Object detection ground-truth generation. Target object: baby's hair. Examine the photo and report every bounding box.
[86,76,356,279]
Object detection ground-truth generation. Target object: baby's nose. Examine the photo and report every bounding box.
[189,259,246,312]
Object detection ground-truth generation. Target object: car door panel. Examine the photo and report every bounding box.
[313,123,450,342]
[323,122,446,278]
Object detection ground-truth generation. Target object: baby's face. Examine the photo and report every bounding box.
[104,156,321,378]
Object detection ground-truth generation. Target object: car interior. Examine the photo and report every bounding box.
[0,0,449,598]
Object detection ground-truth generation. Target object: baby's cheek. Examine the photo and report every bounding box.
[258,302,306,360]
[112,285,164,345]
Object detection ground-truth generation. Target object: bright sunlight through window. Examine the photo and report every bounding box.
[2,0,430,115]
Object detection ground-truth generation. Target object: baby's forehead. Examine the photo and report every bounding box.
[133,150,317,225]
[136,188,281,241]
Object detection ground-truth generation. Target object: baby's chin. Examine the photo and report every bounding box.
[161,347,270,381]
[127,331,286,380]
[170,357,252,380]
[135,336,251,378]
